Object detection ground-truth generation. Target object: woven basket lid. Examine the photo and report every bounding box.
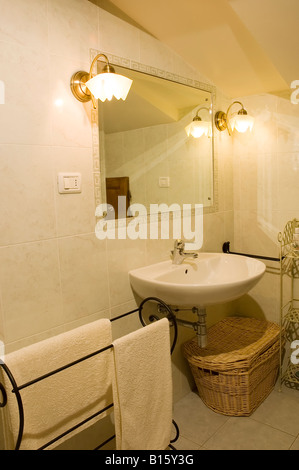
[183,316,281,371]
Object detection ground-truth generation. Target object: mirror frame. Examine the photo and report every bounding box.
[90,49,218,220]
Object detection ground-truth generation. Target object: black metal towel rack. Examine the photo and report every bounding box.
[0,297,179,451]
[222,241,281,262]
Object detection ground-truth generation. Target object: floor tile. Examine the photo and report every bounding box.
[290,436,299,450]
[203,417,295,450]
[173,436,203,451]
[173,391,229,446]
[251,388,299,436]
[174,387,299,451]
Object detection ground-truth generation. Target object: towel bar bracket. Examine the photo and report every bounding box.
[138,296,178,353]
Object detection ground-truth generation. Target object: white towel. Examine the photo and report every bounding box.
[1,319,113,450]
[112,318,173,450]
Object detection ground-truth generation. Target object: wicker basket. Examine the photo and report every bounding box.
[183,317,282,416]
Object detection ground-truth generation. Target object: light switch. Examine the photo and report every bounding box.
[58,173,81,194]
[159,176,170,188]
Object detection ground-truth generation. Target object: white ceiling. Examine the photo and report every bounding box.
[98,0,299,98]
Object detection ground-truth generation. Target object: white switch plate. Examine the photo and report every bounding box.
[159,176,170,188]
[58,173,81,194]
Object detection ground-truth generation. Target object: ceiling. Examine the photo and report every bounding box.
[92,0,299,98]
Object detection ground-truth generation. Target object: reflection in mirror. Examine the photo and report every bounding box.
[98,62,215,219]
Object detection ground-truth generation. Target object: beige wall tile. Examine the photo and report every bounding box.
[98,8,140,61]
[139,30,175,73]
[58,234,109,321]
[0,0,48,50]
[0,240,62,343]
[49,54,93,148]
[52,146,95,237]
[0,42,51,146]
[0,145,56,246]
[278,151,299,213]
[106,237,147,307]
[48,0,99,62]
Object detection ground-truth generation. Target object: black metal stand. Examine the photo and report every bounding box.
[0,297,179,451]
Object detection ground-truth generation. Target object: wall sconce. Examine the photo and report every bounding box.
[185,107,212,138]
[215,101,254,136]
[70,53,133,109]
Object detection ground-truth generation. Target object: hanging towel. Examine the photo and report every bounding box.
[1,319,113,450]
[112,318,173,450]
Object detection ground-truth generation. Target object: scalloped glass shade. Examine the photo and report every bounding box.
[185,120,210,138]
[85,73,133,102]
[230,114,254,133]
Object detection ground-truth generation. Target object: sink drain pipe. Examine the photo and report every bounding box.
[158,305,207,347]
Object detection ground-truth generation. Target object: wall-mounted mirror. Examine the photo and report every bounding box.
[97,58,216,219]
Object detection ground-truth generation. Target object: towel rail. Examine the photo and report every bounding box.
[222,241,281,262]
[0,297,179,451]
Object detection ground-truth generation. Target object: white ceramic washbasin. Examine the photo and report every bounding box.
[129,253,266,307]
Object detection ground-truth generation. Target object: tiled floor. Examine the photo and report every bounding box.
[172,385,299,450]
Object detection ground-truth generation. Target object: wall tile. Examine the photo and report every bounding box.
[139,31,174,73]
[58,234,109,321]
[0,240,62,343]
[98,8,140,61]
[0,42,51,145]
[52,146,96,237]
[202,212,225,252]
[277,97,299,154]
[0,0,48,51]
[0,145,56,245]
[48,0,99,63]
[106,237,147,308]
[277,151,299,213]
[49,54,93,148]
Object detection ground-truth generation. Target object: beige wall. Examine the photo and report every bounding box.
[0,0,234,420]
[232,93,299,324]
[4,0,298,451]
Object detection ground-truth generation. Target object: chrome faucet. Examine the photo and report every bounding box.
[171,239,198,265]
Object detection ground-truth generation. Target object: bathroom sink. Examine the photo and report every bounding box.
[129,253,266,307]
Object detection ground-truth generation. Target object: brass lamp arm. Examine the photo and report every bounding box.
[225,100,244,118]
[225,101,245,135]
[215,100,246,136]
[89,53,112,79]
[194,106,210,119]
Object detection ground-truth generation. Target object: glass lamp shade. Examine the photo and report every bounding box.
[230,113,254,133]
[85,72,133,102]
[185,120,210,138]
